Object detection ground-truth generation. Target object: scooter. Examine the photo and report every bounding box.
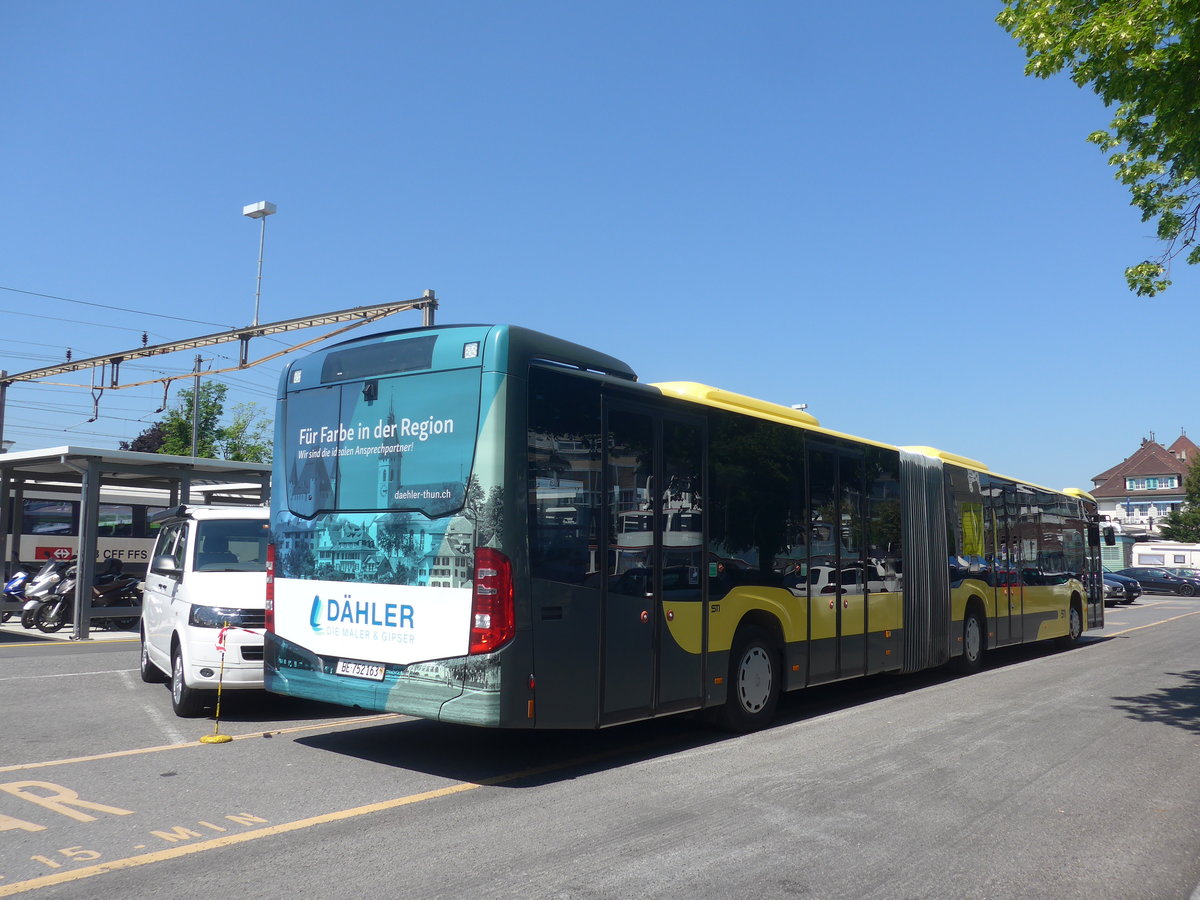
[18,558,71,629]
[1,567,31,623]
[35,558,141,634]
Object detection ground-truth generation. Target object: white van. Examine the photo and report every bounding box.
[139,505,269,717]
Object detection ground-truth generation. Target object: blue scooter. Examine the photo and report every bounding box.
[1,567,31,623]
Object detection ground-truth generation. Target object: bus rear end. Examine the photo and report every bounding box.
[265,325,520,726]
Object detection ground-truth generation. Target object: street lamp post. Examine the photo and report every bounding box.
[242,201,277,327]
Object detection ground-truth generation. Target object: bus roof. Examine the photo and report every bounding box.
[282,324,1091,502]
[283,323,638,388]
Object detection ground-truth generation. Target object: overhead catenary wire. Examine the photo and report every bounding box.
[0,285,237,328]
[0,291,438,454]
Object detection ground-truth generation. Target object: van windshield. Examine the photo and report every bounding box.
[194,520,269,572]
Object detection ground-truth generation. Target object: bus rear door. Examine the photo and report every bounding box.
[601,402,705,726]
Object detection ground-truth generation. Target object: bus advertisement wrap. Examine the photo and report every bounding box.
[273,578,471,665]
[283,367,480,520]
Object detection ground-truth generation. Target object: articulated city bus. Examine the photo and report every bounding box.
[265,324,1103,731]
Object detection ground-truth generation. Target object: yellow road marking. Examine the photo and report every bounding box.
[0,747,633,897]
[0,782,478,896]
[1103,609,1200,637]
[0,714,399,773]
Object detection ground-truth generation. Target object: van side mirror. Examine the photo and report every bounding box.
[151,555,180,575]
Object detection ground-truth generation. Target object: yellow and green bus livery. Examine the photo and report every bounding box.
[266,324,1103,731]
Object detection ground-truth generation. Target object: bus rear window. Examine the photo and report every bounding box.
[283,368,480,518]
[320,335,436,382]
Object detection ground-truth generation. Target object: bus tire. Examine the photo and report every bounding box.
[140,627,167,684]
[171,644,208,718]
[717,626,780,732]
[1057,600,1083,649]
[956,607,985,674]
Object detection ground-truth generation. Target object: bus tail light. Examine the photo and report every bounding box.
[265,543,276,634]
[470,548,514,654]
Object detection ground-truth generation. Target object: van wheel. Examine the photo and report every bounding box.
[171,645,208,717]
[716,626,780,732]
[140,627,167,684]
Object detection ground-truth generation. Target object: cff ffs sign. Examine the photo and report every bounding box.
[33,547,148,561]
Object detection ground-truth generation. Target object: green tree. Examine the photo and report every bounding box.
[155,382,272,462]
[221,402,272,463]
[159,382,228,458]
[1160,457,1200,541]
[997,1,1200,295]
[119,422,166,454]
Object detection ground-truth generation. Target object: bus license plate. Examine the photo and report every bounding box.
[335,659,385,681]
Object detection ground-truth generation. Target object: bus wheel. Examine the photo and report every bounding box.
[717,626,780,732]
[956,608,985,674]
[1057,603,1083,649]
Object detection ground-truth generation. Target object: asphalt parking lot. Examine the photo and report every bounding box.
[5,595,1200,898]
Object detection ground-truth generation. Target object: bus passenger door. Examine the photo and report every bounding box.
[600,404,705,725]
[806,444,867,683]
[1006,486,1026,644]
[655,416,705,716]
[836,451,867,679]
[985,487,1011,646]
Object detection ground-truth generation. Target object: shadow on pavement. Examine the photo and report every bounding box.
[1112,670,1200,734]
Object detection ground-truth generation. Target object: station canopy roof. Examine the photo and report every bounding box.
[0,445,270,503]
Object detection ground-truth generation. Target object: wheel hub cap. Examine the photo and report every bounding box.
[738,647,772,712]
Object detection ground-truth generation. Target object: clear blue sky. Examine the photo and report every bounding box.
[0,1,1190,490]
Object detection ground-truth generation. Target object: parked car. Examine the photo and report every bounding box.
[1115,566,1200,597]
[139,505,269,716]
[805,563,887,594]
[1099,571,1137,607]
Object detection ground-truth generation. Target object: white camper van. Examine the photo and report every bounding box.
[138,505,269,716]
[1130,542,1200,569]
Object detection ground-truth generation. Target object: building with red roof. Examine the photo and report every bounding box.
[1091,431,1199,535]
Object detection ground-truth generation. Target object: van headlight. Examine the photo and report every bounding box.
[189,605,256,628]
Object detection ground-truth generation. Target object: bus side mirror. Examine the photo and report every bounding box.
[1103,526,1116,546]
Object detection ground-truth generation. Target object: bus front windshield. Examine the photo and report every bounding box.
[282,368,481,519]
